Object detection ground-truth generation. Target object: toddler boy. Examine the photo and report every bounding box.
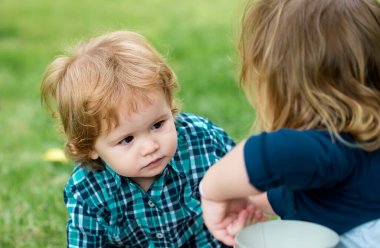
[41,30,234,247]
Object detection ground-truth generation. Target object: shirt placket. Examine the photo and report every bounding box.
[146,168,169,245]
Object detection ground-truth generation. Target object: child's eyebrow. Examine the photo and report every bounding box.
[154,113,171,122]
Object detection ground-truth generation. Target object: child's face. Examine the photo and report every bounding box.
[90,91,178,185]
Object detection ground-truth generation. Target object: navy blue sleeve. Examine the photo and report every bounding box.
[243,129,354,191]
[267,187,286,217]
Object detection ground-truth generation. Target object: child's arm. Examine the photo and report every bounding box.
[201,140,262,201]
[199,140,266,246]
[65,189,107,247]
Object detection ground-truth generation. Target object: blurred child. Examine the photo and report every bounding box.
[200,0,380,247]
[40,30,239,247]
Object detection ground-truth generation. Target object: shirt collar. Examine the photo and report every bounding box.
[104,163,122,188]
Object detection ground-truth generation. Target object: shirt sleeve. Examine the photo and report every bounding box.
[64,185,107,247]
[243,129,355,191]
[206,118,236,157]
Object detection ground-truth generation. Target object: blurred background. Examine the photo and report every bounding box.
[0,0,254,246]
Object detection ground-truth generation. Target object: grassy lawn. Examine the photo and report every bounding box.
[0,0,254,247]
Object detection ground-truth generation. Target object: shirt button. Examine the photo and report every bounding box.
[148,200,155,207]
[156,233,164,239]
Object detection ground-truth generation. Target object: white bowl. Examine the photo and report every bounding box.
[235,220,340,248]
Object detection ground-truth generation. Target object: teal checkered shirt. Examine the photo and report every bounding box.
[64,113,235,247]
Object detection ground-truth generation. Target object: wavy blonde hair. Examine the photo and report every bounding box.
[239,0,380,151]
[41,31,179,169]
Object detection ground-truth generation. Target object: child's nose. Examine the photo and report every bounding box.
[140,138,159,156]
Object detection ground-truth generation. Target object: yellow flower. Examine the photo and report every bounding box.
[43,148,68,163]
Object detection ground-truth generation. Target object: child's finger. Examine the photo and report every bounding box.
[244,207,254,226]
[226,209,248,236]
[213,228,237,246]
[251,209,265,224]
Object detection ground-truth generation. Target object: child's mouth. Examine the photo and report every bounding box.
[144,157,164,169]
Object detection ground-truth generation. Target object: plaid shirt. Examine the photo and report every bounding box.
[64,113,235,247]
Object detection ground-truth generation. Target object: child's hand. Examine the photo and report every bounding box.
[225,203,268,239]
[201,197,250,246]
[201,197,268,246]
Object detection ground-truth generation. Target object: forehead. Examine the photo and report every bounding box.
[121,90,166,116]
[101,90,168,132]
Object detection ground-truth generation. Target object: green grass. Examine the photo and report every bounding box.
[0,0,253,246]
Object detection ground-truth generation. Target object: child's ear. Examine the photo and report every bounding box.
[89,151,99,160]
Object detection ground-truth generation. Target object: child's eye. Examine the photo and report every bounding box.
[120,136,134,145]
[152,120,164,130]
